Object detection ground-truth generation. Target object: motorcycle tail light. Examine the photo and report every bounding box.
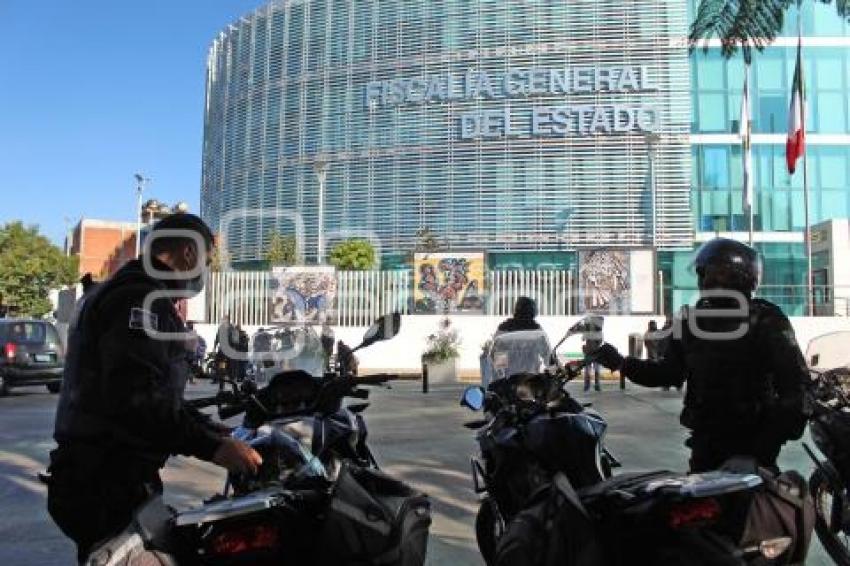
[209,524,280,556]
[668,498,721,529]
[4,343,16,361]
[758,537,792,559]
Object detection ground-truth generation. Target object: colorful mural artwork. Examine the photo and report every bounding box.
[269,266,337,324]
[578,250,631,314]
[414,253,485,314]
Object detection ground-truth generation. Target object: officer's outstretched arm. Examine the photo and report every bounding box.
[97,288,222,461]
[621,335,686,389]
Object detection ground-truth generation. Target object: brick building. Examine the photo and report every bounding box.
[68,219,140,280]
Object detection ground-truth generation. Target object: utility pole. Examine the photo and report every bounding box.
[134,173,150,258]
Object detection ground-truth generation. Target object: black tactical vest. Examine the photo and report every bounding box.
[678,299,772,439]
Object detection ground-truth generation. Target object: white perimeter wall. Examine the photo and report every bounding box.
[195,315,850,373]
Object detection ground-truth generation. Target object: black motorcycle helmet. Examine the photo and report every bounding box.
[693,238,761,296]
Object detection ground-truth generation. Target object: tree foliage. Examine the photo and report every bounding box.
[329,239,377,271]
[264,233,298,267]
[209,244,229,272]
[0,222,78,317]
[414,227,442,254]
[690,0,850,63]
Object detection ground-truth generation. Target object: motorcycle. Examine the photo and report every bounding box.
[802,330,850,565]
[85,313,431,566]
[462,319,618,564]
[461,317,795,565]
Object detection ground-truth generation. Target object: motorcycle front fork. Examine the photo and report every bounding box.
[470,457,489,494]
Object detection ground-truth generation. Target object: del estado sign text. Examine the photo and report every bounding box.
[365,66,660,139]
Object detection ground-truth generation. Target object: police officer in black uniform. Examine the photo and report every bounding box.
[46,213,262,562]
[590,238,808,472]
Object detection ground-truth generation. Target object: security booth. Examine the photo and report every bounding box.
[810,219,850,316]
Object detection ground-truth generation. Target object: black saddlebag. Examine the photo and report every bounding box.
[317,463,431,566]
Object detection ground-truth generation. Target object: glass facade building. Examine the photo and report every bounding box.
[201,0,850,315]
[685,0,850,314]
[201,0,691,265]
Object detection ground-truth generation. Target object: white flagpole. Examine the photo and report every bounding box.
[741,62,753,245]
[798,7,813,316]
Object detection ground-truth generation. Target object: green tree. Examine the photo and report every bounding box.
[690,0,850,62]
[264,233,298,267]
[0,222,78,316]
[208,244,229,272]
[415,227,442,254]
[329,239,377,271]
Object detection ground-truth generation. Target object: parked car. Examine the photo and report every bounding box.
[0,319,64,396]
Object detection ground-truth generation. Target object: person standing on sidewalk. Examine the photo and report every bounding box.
[583,331,603,392]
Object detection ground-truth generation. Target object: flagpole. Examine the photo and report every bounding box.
[799,6,813,316]
[745,63,754,246]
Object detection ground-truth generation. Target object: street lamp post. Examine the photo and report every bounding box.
[644,133,661,250]
[63,216,72,256]
[134,173,150,258]
[313,157,328,264]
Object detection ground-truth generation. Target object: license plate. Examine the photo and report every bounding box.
[34,354,53,363]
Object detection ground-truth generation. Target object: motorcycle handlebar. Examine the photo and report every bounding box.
[184,396,219,409]
[218,401,248,420]
[185,391,237,410]
[211,373,400,422]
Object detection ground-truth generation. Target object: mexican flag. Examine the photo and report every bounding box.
[786,38,805,174]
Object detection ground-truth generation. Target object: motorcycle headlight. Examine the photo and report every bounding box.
[515,382,535,401]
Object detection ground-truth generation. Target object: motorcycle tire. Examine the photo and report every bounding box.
[476,496,504,566]
[810,467,850,566]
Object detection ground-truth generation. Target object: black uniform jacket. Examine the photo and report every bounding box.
[52,257,222,481]
[621,298,808,450]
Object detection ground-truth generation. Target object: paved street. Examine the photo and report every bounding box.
[0,380,833,565]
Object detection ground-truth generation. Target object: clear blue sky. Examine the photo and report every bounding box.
[0,0,266,246]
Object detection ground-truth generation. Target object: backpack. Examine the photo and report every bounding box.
[317,463,431,566]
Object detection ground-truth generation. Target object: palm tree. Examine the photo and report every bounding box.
[689,0,850,62]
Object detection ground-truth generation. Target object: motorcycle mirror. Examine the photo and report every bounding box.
[460,386,486,411]
[357,312,402,350]
[552,315,605,355]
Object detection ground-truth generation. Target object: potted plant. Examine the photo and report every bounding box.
[422,317,461,383]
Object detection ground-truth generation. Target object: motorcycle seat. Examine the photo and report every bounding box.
[578,470,679,508]
[578,469,763,515]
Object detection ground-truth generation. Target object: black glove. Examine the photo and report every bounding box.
[586,343,624,371]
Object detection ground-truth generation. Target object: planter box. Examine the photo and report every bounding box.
[423,358,457,384]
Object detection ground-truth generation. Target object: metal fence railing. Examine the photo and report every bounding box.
[205,270,410,327]
[206,271,271,326]
[488,270,574,317]
[205,271,850,327]
[337,270,410,327]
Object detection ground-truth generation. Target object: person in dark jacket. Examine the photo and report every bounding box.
[46,213,262,562]
[589,238,808,473]
[497,296,542,333]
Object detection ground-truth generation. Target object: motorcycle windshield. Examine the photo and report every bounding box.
[806,331,850,371]
[276,327,326,377]
[487,330,552,383]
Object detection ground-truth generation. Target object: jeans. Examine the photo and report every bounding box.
[584,362,601,391]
